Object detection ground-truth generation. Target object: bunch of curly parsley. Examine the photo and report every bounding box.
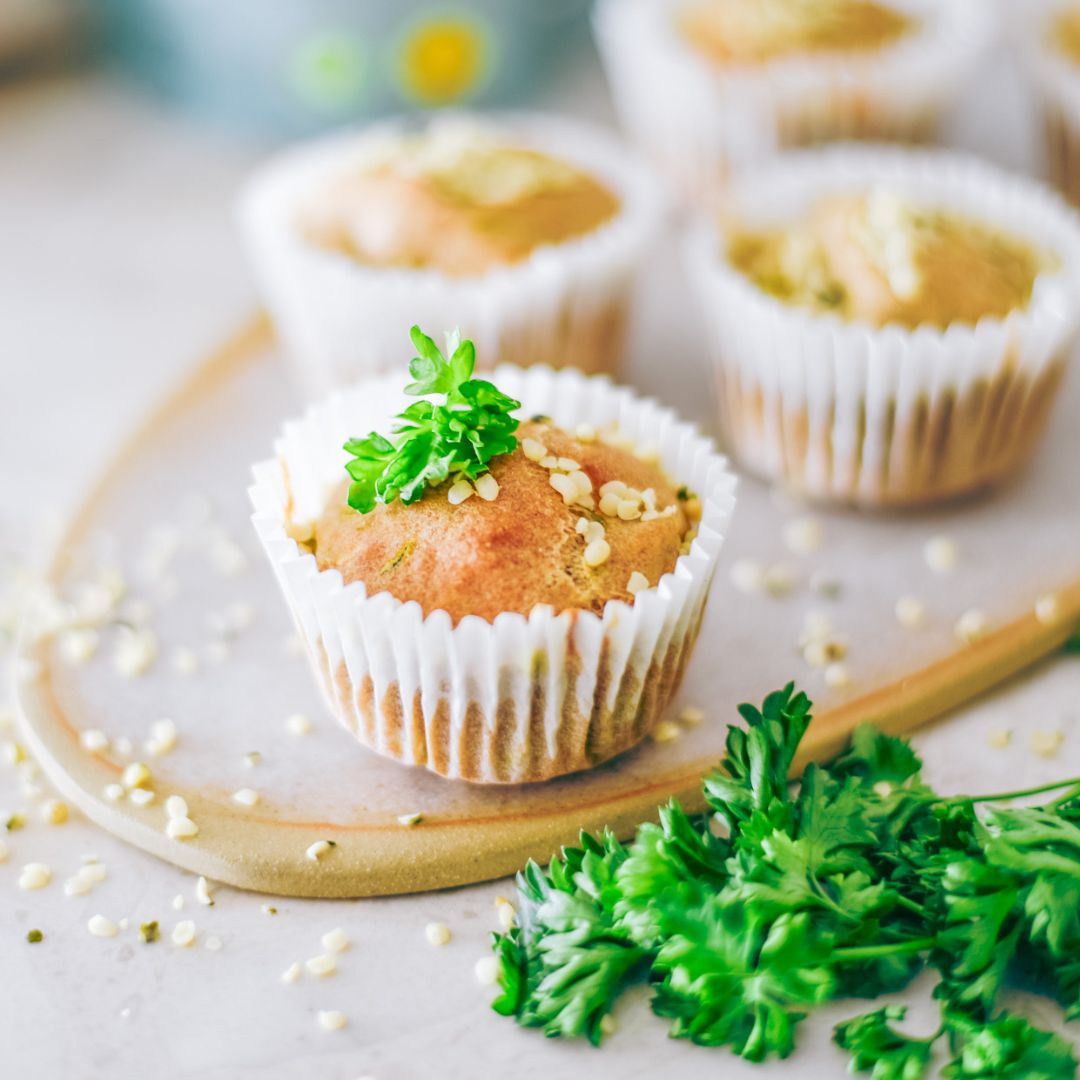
[344,326,520,514]
[491,684,1080,1078]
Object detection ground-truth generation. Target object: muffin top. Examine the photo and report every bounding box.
[677,0,915,65]
[310,419,691,624]
[725,190,1049,329]
[1050,7,1080,66]
[299,124,620,277]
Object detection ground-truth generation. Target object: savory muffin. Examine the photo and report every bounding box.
[677,0,915,65]
[685,146,1080,507]
[300,130,621,277]
[310,420,689,623]
[252,328,736,783]
[1020,3,1080,208]
[239,113,663,392]
[726,190,1048,329]
[594,0,993,205]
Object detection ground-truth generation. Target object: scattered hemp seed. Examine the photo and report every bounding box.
[954,609,989,645]
[495,899,516,931]
[809,571,842,599]
[895,595,926,629]
[172,648,199,675]
[782,516,824,556]
[321,928,350,954]
[262,904,278,916]
[87,914,117,938]
[397,812,423,827]
[139,921,160,943]
[987,729,1012,750]
[474,473,500,502]
[129,789,154,807]
[317,1010,347,1032]
[425,921,451,947]
[104,783,125,803]
[205,935,223,952]
[80,729,109,754]
[145,718,178,757]
[18,863,51,890]
[40,799,68,825]
[281,961,301,984]
[195,876,215,907]
[305,954,337,977]
[113,626,157,677]
[243,751,262,768]
[626,571,650,595]
[1035,593,1061,626]
[5,812,26,832]
[599,1014,619,1038]
[651,720,682,744]
[171,920,196,947]
[26,929,43,944]
[1031,731,1065,759]
[164,794,188,819]
[763,563,796,598]
[165,816,198,841]
[475,955,500,986]
[447,478,475,506]
[678,706,705,726]
[232,788,259,808]
[287,713,312,736]
[58,628,98,665]
[306,840,335,862]
[824,663,852,689]
[923,535,959,574]
[121,761,152,790]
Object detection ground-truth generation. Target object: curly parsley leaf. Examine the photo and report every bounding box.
[344,326,520,514]
[652,902,835,1061]
[833,1005,937,1080]
[942,1011,1077,1079]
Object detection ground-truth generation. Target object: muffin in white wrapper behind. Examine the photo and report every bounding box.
[684,145,1080,507]
[250,365,737,784]
[1018,0,1080,208]
[593,0,995,207]
[239,112,665,397]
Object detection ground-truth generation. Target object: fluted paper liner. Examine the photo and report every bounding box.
[594,0,995,206]
[250,366,737,784]
[239,112,665,397]
[685,145,1080,507]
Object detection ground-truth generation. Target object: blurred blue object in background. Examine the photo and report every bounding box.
[97,0,592,135]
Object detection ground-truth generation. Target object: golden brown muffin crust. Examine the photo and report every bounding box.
[727,191,1049,329]
[678,0,914,66]
[303,147,620,277]
[309,421,689,623]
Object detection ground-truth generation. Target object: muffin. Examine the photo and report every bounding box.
[685,146,1080,507]
[250,328,736,783]
[239,113,664,396]
[1020,1,1080,208]
[593,0,994,206]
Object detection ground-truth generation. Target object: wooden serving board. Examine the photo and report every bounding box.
[13,314,1080,898]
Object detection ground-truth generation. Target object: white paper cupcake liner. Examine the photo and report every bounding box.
[238,112,665,397]
[249,366,737,784]
[1018,0,1080,208]
[684,144,1080,507]
[593,0,995,206]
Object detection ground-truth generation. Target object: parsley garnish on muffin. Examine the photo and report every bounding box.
[343,326,521,514]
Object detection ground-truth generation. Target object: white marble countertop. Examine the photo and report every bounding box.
[2,53,1079,1080]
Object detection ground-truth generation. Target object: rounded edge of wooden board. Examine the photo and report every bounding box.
[13,316,1080,898]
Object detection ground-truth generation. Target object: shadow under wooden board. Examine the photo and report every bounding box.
[13,316,1080,898]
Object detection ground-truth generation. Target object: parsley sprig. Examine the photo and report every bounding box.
[491,684,1080,1076]
[344,326,521,514]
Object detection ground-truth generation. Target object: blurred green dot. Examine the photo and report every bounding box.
[290,32,367,111]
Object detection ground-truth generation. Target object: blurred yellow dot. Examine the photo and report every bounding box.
[400,18,488,105]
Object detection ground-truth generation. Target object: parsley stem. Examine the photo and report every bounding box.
[958,777,1080,804]
[833,937,937,962]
